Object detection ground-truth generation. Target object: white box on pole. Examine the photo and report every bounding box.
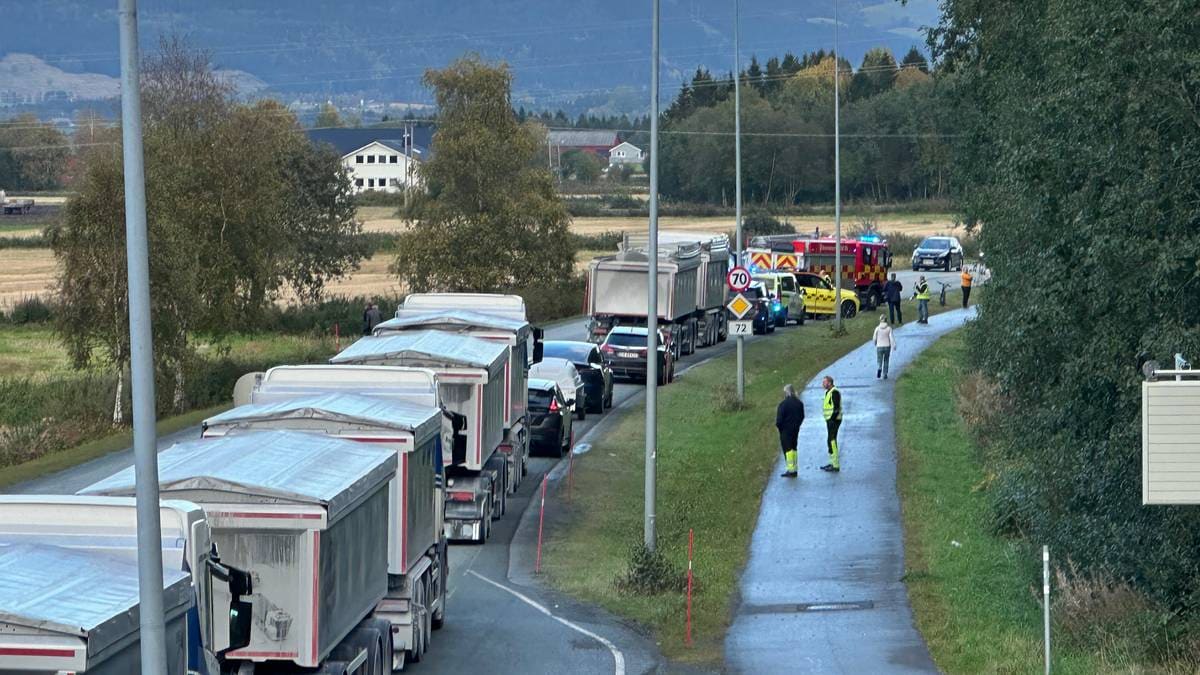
[1142,374,1200,504]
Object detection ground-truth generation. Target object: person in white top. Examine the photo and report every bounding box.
[873,315,897,379]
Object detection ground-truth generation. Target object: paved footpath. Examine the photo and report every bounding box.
[725,307,976,674]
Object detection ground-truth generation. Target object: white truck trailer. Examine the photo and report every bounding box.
[0,495,253,675]
[81,430,398,675]
[331,330,510,542]
[377,294,542,493]
[0,543,192,674]
[586,243,702,357]
[202,392,447,668]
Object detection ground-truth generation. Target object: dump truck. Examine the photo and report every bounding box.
[586,242,701,357]
[81,430,399,675]
[0,543,192,674]
[377,292,544,494]
[624,232,731,348]
[202,392,448,669]
[0,495,253,675]
[331,330,511,542]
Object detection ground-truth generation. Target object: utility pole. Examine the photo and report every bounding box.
[117,1,168,673]
[733,0,744,401]
[645,0,660,553]
[833,0,844,331]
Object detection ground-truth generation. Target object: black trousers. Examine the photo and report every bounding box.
[887,300,902,324]
[779,427,799,453]
[962,286,972,308]
[826,418,841,454]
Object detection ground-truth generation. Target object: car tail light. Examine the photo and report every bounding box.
[549,398,560,412]
[449,491,474,502]
[601,344,614,354]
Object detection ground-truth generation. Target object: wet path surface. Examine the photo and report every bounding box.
[724,308,975,674]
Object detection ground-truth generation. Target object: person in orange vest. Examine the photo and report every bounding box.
[961,268,974,308]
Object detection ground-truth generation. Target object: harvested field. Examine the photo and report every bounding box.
[0,248,56,309]
[358,206,410,233]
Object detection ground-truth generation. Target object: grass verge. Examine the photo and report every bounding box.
[895,330,1193,674]
[541,291,969,666]
[0,403,230,490]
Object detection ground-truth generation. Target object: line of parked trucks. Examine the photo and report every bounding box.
[0,230,894,674]
[0,293,548,674]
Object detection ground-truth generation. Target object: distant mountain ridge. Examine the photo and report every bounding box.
[0,0,938,115]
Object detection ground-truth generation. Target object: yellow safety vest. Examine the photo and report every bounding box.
[823,387,841,421]
[915,282,930,300]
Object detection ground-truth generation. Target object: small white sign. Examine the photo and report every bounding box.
[729,320,753,336]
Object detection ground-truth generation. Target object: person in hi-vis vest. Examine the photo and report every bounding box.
[821,375,842,472]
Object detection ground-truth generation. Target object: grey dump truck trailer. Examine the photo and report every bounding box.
[202,392,448,669]
[0,496,253,675]
[587,232,731,355]
[331,330,511,542]
[81,430,400,675]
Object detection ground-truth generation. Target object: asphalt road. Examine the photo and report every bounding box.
[4,266,965,673]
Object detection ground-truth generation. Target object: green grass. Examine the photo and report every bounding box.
[895,331,1185,674]
[540,292,969,666]
[0,326,78,377]
[0,403,230,490]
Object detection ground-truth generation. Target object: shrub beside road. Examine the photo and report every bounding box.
[897,331,1194,673]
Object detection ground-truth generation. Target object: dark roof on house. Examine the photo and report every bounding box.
[306,126,435,160]
[547,129,619,148]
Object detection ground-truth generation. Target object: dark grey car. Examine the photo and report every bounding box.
[528,379,574,457]
[542,341,614,413]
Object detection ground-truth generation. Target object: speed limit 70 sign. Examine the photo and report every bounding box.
[727,266,752,292]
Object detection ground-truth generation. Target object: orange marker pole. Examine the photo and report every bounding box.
[535,474,548,574]
[686,528,694,645]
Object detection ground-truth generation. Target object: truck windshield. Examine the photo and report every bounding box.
[606,333,652,348]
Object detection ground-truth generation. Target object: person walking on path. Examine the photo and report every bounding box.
[883,273,904,324]
[960,268,973,308]
[913,276,931,324]
[775,384,805,478]
[820,376,842,472]
[873,316,897,379]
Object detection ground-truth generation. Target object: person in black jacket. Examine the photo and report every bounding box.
[776,384,805,478]
[883,273,904,325]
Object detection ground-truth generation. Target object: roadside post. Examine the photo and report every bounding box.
[686,528,695,645]
[645,0,660,553]
[733,0,744,401]
[334,322,341,352]
[1043,546,1051,675]
[535,474,548,574]
[117,1,168,672]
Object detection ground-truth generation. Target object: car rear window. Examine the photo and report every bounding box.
[606,333,650,348]
[529,389,555,411]
[544,342,594,363]
[920,238,950,250]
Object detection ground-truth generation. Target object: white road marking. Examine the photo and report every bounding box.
[468,570,626,675]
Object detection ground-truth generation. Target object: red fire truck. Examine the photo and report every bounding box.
[748,235,893,310]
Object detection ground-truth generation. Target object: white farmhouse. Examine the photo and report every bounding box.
[607,141,643,166]
[306,127,433,194]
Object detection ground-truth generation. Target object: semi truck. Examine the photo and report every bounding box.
[586,242,702,357]
[377,292,543,494]
[0,495,253,675]
[81,430,399,675]
[202,392,448,670]
[331,330,511,542]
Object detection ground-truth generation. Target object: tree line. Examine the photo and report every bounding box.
[939,0,1200,647]
[658,46,951,206]
[0,115,70,191]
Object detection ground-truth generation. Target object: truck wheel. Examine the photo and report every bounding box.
[408,581,427,663]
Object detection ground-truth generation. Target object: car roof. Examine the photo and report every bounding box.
[542,341,596,360]
[527,378,559,392]
[609,326,647,336]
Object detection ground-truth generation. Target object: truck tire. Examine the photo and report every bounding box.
[407,579,428,664]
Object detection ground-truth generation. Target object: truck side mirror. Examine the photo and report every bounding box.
[206,556,254,653]
[533,328,545,363]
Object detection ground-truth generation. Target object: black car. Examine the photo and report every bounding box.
[911,236,965,271]
[745,283,776,335]
[600,326,675,386]
[542,340,614,414]
[527,378,574,457]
